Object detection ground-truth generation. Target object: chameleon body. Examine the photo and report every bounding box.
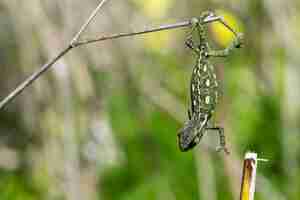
[177,12,243,153]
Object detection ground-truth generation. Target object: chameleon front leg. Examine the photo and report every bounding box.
[206,126,230,154]
[192,114,209,144]
[207,33,243,57]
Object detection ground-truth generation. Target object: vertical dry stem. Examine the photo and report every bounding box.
[240,152,258,200]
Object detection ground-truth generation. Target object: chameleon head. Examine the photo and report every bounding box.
[177,120,201,152]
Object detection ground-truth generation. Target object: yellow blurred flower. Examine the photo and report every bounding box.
[132,0,173,19]
[143,31,172,51]
[210,10,243,47]
[131,0,175,51]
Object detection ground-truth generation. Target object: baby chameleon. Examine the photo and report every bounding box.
[177,12,243,153]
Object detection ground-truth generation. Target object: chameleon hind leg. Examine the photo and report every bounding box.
[206,126,230,154]
[207,33,243,57]
[204,13,243,57]
[185,17,206,54]
[185,36,199,54]
[185,30,200,54]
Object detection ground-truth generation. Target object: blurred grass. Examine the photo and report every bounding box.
[0,0,300,200]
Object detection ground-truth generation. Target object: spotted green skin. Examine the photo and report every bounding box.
[190,48,218,117]
[178,42,219,152]
[177,17,218,152]
[177,12,243,152]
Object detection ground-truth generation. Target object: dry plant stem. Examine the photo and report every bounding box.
[240,152,258,200]
[74,16,222,46]
[0,46,72,110]
[0,16,222,110]
[71,0,108,45]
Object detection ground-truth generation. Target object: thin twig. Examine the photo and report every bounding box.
[71,0,108,45]
[73,16,222,46]
[0,15,222,110]
[0,46,72,110]
[0,0,109,110]
[217,17,239,36]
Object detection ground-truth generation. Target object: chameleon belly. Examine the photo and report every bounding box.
[190,57,218,118]
[177,55,220,152]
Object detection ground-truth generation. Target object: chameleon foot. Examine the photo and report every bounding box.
[216,145,230,155]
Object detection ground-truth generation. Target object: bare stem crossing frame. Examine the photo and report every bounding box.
[0,5,223,110]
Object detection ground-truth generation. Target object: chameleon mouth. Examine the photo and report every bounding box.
[177,130,198,152]
[178,137,198,152]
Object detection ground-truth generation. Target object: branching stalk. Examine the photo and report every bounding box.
[71,0,108,45]
[0,14,222,110]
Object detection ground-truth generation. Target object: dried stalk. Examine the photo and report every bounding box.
[240,152,267,200]
[240,152,257,200]
[70,0,108,45]
[0,13,222,110]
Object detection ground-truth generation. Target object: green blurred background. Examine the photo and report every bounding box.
[0,0,299,200]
